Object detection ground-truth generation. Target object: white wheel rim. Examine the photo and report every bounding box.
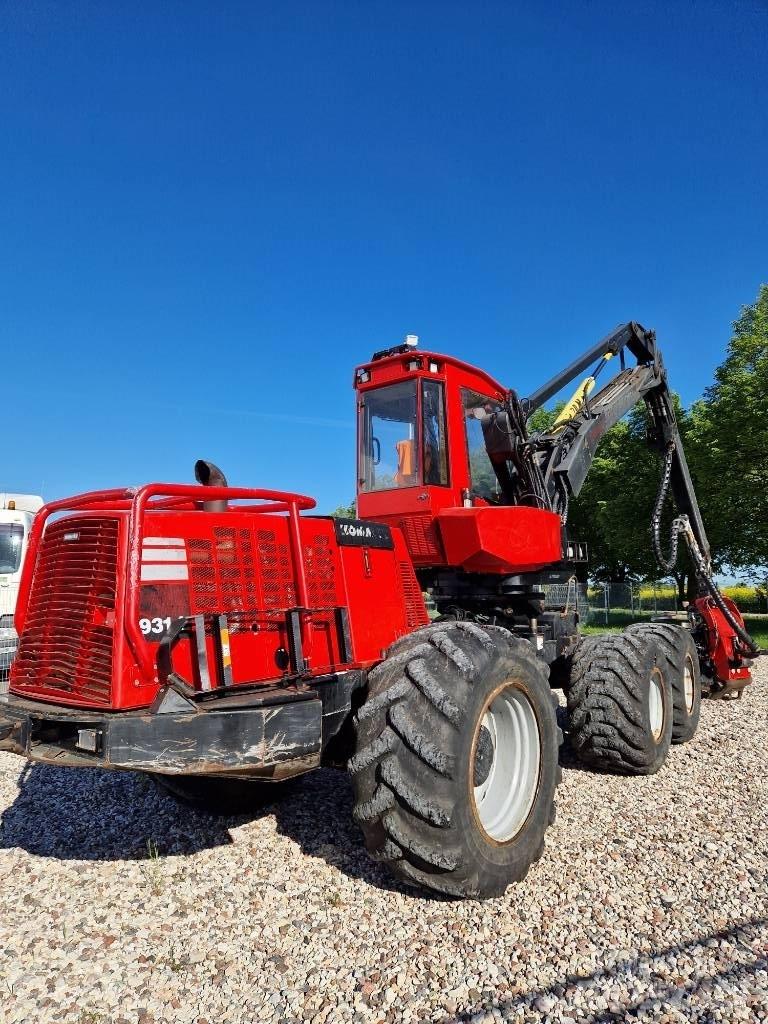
[683,657,695,713]
[472,685,541,843]
[648,668,665,741]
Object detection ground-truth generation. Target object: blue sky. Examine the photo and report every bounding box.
[2,1,766,513]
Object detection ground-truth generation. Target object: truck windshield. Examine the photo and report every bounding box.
[0,524,24,574]
[359,381,419,491]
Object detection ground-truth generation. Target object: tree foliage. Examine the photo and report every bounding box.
[566,405,669,585]
[330,500,356,518]
[567,284,768,586]
[686,284,768,578]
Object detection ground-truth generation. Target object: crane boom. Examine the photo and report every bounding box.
[526,322,712,573]
[512,322,759,681]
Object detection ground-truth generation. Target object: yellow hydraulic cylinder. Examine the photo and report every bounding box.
[549,352,613,432]
[551,376,596,430]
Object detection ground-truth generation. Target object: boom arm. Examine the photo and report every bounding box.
[524,322,712,573]
[507,322,759,676]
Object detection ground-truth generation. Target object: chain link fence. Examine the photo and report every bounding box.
[586,582,680,623]
[541,581,704,625]
[541,580,591,621]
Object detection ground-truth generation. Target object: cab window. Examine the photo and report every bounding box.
[461,388,503,502]
[359,381,419,491]
[422,380,449,486]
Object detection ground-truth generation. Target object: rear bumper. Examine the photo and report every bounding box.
[0,685,334,778]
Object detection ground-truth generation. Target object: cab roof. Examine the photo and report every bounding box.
[355,347,507,399]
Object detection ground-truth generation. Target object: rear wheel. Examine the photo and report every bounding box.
[625,622,701,743]
[350,622,561,898]
[567,631,673,774]
[151,774,294,814]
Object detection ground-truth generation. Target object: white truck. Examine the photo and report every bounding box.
[0,494,44,680]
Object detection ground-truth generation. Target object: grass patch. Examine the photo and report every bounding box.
[743,617,768,648]
[582,612,767,648]
[141,837,164,895]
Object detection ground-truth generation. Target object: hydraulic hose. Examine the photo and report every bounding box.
[651,444,682,573]
[652,443,759,655]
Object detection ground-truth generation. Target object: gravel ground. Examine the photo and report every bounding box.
[1,662,766,1024]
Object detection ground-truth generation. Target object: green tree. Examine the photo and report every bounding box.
[527,405,561,433]
[556,396,698,601]
[330,500,356,518]
[687,284,768,578]
[526,399,662,587]
[566,406,659,586]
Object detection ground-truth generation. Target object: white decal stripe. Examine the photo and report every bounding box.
[142,537,185,547]
[140,564,190,582]
[141,548,187,562]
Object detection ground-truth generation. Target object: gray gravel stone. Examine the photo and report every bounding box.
[0,661,766,1023]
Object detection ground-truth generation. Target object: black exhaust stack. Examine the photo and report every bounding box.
[195,460,228,512]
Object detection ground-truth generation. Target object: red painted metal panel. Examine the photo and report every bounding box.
[337,529,428,662]
[694,595,752,687]
[436,506,563,574]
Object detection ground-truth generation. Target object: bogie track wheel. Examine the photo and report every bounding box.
[567,631,673,775]
[624,622,701,743]
[350,622,561,899]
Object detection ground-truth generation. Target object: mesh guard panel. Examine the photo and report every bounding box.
[257,528,295,612]
[399,514,444,561]
[11,518,119,706]
[306,533,341,608]
[188,524,331,629]
[398,560,429,629]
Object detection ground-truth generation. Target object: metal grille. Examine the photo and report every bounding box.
[257,528,295,611]
[189,529,263,620]
[0,629,17,683]
[399,561,429,629]
[305,533,341,609]
[189,538,216,613]
[189,526,310,622]
[399,514,444,561]
[12,518,119,706]
[542,581,590,622]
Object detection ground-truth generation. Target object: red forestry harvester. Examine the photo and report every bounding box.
[0,324,758,897]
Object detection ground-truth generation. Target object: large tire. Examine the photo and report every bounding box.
[568,631,673,775]
[624,622,701,743]
[349,621,561,899]
[151,774,294,814]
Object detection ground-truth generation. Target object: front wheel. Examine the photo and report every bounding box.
[350,622,561,899]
